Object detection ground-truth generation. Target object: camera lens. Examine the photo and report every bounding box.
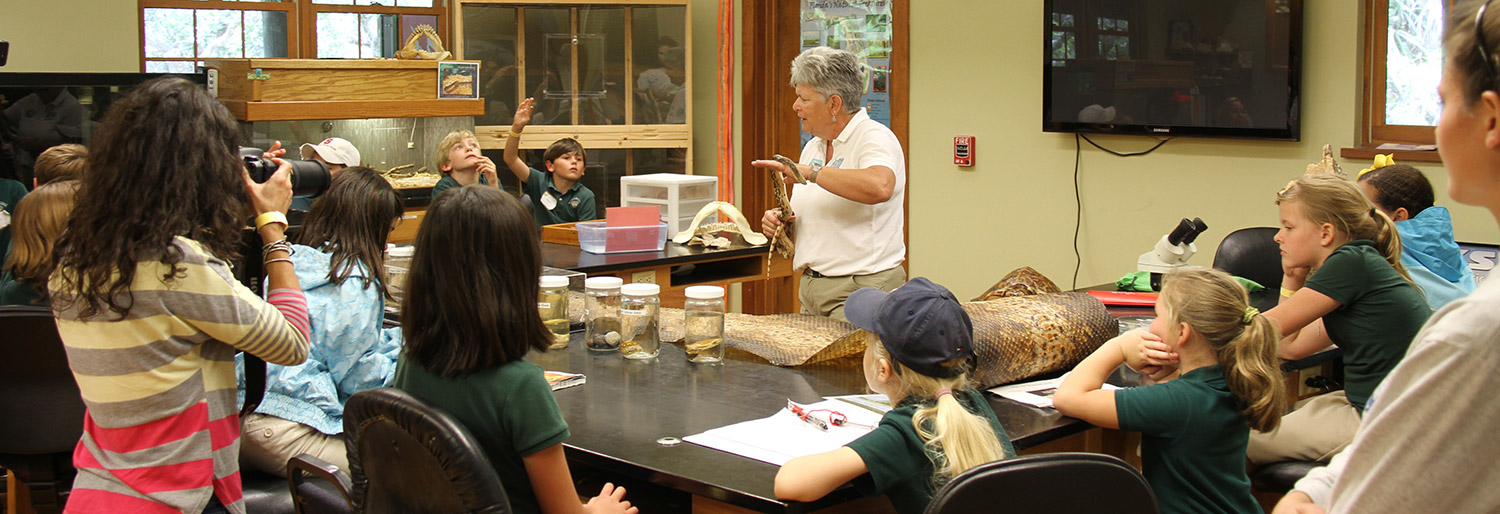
[241,146,331,198]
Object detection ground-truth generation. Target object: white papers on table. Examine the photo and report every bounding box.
[988,373,1119,409]
[682,397,889,466]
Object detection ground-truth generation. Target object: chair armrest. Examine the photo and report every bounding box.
[286,453,354,514]
[1281,348,1342,372]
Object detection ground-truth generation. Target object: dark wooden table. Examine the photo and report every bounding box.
[527,333,1105,513]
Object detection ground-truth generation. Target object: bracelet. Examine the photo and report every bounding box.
[807,162,823,183]
[262,238,293,262]
[508,129,522,138]
[264,257,294,267]
[1280,287,1298,298]
[255,211,288,230]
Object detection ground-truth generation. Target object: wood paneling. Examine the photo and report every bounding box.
[474,125,692,150]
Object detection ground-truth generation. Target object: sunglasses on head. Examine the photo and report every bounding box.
[1477,0,1500,92]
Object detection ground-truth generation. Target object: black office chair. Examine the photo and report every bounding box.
[287,454,355,514]
[343,388,511,514]
[1211,227,1282,311]
[0,305,86,514]
[1252,460,1328,494]
[924,452,1157,514]
[242,466,297,514]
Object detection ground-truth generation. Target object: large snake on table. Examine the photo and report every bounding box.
[655,267,1120,388]
[765,154,808,259]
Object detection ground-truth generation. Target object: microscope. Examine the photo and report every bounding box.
[1137,217,1209,290]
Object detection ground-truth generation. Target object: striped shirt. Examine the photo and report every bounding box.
[51,237,310,514]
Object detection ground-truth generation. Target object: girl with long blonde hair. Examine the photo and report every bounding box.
[1240,172,1430,467]
[1276,3,1500,509]
[1056,268,1284,514]
[775,278,1011,514]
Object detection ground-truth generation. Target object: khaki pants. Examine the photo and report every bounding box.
[240,413,348,477]
[799,266,906,321]
[1246,391,1361,465]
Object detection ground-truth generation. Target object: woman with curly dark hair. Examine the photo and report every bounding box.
[49,76,311,514]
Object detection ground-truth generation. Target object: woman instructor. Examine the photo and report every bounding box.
[757,46,907,321]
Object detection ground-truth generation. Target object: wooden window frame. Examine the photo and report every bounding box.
[301,2,448,60]
[139,0,448,70]
[138,0,300,71]
[1361,0,1447,146]
[455,0,693,175]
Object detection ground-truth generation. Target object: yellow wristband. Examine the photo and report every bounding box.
[508,130,522,138]
[255,211,288,230]
[1280,287,1298,298]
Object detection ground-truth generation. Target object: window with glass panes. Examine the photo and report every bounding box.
[139,0,446,71]
[1363,0,1447,145]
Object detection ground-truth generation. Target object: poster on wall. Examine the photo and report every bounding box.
[800,0,893,145]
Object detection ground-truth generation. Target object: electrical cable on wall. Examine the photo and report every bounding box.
[1072,134,1171,289]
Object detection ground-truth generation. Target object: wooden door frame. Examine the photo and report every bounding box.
[739,0,909,314]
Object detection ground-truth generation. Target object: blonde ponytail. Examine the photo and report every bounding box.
[1159,268,1286,432]
[1217,312,1285,432]
[872,344,1008,489]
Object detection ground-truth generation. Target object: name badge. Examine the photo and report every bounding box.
[540,192,558,211]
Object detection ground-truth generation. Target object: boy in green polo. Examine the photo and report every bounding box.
[502,97,598,227]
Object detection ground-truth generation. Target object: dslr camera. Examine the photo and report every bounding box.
[241,146,331,198]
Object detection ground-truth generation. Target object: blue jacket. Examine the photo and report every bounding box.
[237,244,402,435]
[1397,206,1478,309]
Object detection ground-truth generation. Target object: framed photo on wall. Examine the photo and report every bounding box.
[438,61,479,99]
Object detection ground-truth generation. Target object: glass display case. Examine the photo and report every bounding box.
[458,0,692,211]
[240,116,474,196]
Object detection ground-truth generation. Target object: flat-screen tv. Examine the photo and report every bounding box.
[1043,0,1302,140]
[0,72,206,184]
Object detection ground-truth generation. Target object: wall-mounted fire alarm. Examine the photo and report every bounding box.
[953,136,975,166]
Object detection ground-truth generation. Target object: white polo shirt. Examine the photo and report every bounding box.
[789,108,906,277]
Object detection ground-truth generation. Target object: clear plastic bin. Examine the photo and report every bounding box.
[576,221,669,254]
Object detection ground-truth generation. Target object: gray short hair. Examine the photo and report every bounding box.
[789,47,865,114]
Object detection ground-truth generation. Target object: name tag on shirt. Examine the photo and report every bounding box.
[540,192,558,211]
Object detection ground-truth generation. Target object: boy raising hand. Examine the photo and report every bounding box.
[503,97,597,227]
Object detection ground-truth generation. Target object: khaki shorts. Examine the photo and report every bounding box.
[1247,391,1360,465]
[240,413,348,477]
[799,265,906,321]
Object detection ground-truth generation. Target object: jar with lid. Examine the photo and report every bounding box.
[539,275,571,349]
[683,286,726,363]
[618,283,661,360]
[584,277,624,351]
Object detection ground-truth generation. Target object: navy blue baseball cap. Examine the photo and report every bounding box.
[844,277,975,378]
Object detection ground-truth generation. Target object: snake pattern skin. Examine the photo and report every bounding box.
[656,271,1117,387]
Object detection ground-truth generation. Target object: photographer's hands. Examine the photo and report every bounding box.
[245,156,300,292]
[244,157,294,217]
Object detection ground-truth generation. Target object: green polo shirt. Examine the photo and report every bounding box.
[521,167,596,227]
[845,389,1015,514]
[0,178,28,266]
[430,174,489,200]
[1304,239,1430,412]
[1115,366,1260,514]
[393,357,570,514]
